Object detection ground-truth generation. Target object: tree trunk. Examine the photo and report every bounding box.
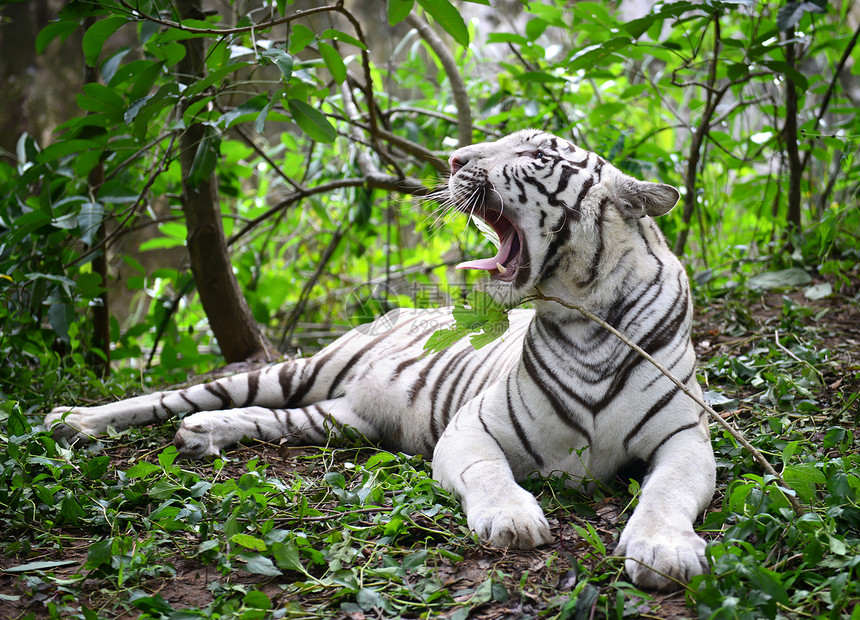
[83,18,110,378]
[783,27,803,237]
[175,0,276,363]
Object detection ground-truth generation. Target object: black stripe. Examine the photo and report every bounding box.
[178,390,200,413]
[244,370,261,406]
[576,197,608,287]
[429,348,472,441]
[204,383,231,408]
[646,421,702,463]
[521,341,592,441]
[506,376,544,468]
[278,362,297,404]
[328,320,430,399]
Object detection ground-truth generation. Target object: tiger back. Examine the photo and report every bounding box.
[46,130,716,591]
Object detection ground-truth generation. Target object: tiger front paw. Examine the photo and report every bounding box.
[468,490,552,550]
[615,521,708,591]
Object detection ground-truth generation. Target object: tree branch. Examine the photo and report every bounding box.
[116,0,339,36]
[406,13,473,147]
[226,176,429,247]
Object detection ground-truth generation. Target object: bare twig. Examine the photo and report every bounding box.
[674,15,724,255]
[800,20,860,174]
[225,176,428,247]
[116,0,338,36]
[530,292,806,517]
[279,222,348,349]
[773,330,824,380]
[406,13,473,147]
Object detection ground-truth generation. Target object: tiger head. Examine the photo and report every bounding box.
[448,130,680,306]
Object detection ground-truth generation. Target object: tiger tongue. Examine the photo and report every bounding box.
[456,228,516,272]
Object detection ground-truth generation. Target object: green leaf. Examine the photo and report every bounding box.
[130,594,175,615]
[85,540,113,570]
[321,29,367,50]
[567,37,633,71]
[624,15,656,39]
[37,19,79,54]
[416,0,469,47]
[241,553,282,576]
[2,560,78,574]
[59,493,86,524]
[77,84,124,117]
[763,60,809,90]
[48,303,75,343]
[100,48,131,83]
[159,19,216,42]
[289,23,315,54]
[423,324,469,354]
[747,267,812,291]
[125,462,161,478]
[83,455,110,480]
[255,99,274,133]
[272,542,307,574]
[82,16,127,67]
[288,99,337,143]
[231,533,267,552]
[388,0,415,24]
[783,464,826,503]
[526,18,547,41]
[77,201,104,246]
[159,445,178,469]
[243,591,271,611]
[122,61,164,102]
[219,94,269,129]
[187,126,221,187]
[424,291,509,354]
[149,480,183,500]
[7,405,29,436]
[777,1,826,31]
[262,48,293,82]
[318,42,346,84]
[180,62,245,97]
[37,139,101,163]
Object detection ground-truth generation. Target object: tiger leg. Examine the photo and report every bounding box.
[431,397,552,549]
[172,397,380,458]
[615,423,716,591]
[44,356,326,444]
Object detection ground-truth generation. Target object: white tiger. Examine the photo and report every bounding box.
[46,130,716,591]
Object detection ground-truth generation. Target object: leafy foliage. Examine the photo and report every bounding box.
[423,290,510,353]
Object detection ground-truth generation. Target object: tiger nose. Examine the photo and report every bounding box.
[450,155,466,175]
[450,151,475,175]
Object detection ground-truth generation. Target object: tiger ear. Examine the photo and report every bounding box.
[610,175,680,219]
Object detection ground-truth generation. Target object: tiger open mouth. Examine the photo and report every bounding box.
[456,210,522,282]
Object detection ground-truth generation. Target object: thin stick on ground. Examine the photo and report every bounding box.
[530,292,806,518]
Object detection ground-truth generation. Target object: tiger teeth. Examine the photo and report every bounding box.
[496,262,507,274]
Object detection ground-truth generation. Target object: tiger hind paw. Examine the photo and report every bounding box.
[172,417,226,459]
[44,409,98,445]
